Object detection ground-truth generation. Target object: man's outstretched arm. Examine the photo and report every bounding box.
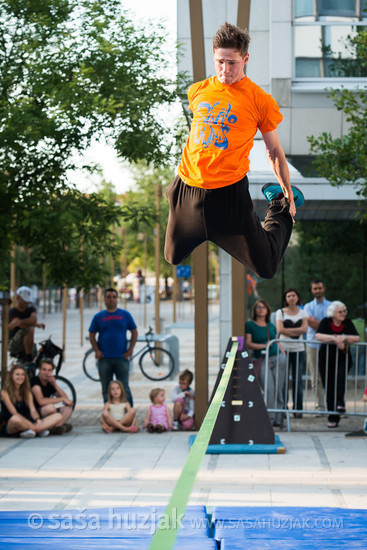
[261,129,296,220]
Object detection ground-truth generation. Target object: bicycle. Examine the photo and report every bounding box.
[11,337,77,409]
[83,326,175,382]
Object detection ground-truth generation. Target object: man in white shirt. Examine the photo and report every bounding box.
[304,279,331,413]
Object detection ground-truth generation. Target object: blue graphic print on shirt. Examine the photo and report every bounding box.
[193,101,237,149]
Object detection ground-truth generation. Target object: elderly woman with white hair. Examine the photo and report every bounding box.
[316,301,360,428]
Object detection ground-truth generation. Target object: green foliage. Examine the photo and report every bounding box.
[308,87,367,199]
[322,29,367,78]
[308,30,367,212]
[121,162,175,278]
[12,248,43,289]
[0,0,178,288]
[13,188,122,289]
[257,221,366,319]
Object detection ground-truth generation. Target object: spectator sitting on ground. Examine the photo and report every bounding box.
[143,388,173,433]
[100,380,139,433]
[171,369,195,431]
[31,359,73,435]
[8,286,45,363]
[0,365,62,438]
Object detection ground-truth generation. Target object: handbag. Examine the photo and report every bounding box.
[252,324,270,380]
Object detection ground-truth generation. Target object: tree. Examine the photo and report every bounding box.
[14,188,123,289]
[308,30,367,213]
[0,0,178,287]
[256,221,366,320]
[121,162,174,281]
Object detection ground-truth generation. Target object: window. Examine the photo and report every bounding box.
[294,0,367,77]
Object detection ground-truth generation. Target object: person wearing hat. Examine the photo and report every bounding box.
[8,286,45,363]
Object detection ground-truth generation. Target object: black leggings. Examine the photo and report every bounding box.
[164,175,293,279]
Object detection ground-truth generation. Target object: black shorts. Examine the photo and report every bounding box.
[164,175,293,279]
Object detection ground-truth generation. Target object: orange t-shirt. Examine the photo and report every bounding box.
[178,76,283,189]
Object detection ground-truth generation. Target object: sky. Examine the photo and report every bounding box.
[70,0,177,195]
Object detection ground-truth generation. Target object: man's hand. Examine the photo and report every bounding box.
[36,322,45,330]
[89,332,103,360]
[95,349,104,360]
[282,188,296,220]
[123,350,133,360]
[287,196,296,221]
[62,398,73,407]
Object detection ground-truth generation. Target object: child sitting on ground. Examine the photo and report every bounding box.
[143,388,173,433]
[171,369,195,431]
[100,380,139,433]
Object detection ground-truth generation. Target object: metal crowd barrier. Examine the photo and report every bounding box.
[260,339,367,432]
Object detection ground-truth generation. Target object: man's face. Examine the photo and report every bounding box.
[16,296,28,310]
[104,291,118,310]
[39,363,54,382]
[213,48,249,85]
[311,283,325,300]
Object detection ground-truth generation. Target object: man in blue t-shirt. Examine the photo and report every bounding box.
[89,288,138,405]
[304,279,331,413]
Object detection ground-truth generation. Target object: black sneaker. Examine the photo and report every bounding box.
[345,429,367,438]
[50,426,66,435]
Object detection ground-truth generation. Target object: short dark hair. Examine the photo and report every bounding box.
[179,369,193,384]
[283,287,302,306]
[310,279,324,286]
[39,359,54,369]
[104,287,117,297]
[213,22,250,57]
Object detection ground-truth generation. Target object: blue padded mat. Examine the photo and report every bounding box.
[0,506,211,548]
[189,434,286,454]
[220,540,367,549]
[0,538,218,550]
[212,506,367,549]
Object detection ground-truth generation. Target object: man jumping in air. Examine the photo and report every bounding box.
[165,22,304,279]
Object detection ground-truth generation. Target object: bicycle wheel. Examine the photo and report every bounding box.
[83,348,100,382]
[139,346,174,381]
[55,375,77,410]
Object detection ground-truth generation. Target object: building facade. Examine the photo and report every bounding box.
[177,0,367,161]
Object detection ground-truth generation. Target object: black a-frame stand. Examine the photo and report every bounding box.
[208,337,275,446]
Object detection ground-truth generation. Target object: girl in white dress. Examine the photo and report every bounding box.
[100,381,139,433]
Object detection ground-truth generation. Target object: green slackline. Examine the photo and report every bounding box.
[149,338,239,550]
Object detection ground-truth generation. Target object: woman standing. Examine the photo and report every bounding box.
[245,300,286,427]
[316,301,360,428]
[276,288,307,418]
[0,365,62,438]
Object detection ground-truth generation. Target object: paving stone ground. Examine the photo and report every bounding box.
[0,299,366,512]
